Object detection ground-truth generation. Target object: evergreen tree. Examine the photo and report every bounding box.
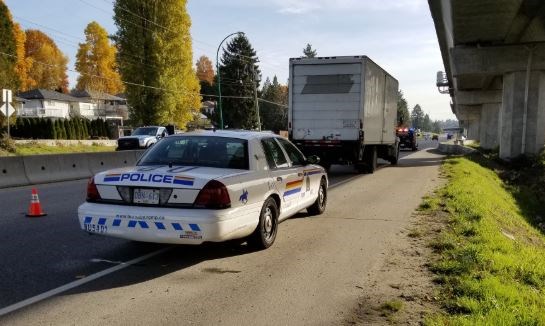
[113,0,201,128]
[84,119,91,138]
[48,119,56,139]
[411,104,425,130]
[81,118,89,139]
[69,119,76,140]
[397,90,410,126]
[423,114,432,132]
[60,119,67,139]
[74,118,82,139]
[220,34,260,129]
[30,118,38,139]
[261,76,288,132]
[303,43,317,58]
[23,118,31,138]
[63,120,72,139]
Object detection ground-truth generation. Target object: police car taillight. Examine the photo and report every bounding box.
[86,177,101,202]
[194,180,231,209]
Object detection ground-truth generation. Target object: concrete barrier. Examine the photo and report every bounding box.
[438,143,476,155]
[0,150,146,188]
[0,156,30,188]
[87,151,139,175]
[23,153,92,184]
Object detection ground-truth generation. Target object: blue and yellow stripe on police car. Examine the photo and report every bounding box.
[103,173,121,182]
[173,176,194,186]
[283,179,303,197]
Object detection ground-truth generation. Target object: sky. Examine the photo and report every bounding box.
[4,0,455,121]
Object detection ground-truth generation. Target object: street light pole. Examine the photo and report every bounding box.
[216,31,244,129]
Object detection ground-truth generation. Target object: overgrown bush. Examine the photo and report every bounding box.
[0,133,16,153]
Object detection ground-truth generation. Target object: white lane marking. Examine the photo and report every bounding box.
[0,247,171,317]
[90,258,126,265]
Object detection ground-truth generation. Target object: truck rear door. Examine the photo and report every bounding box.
[291,63,362,141]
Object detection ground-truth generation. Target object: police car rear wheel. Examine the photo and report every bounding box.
[248,197,278,250]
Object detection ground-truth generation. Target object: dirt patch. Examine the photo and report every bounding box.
[345,205,446,325]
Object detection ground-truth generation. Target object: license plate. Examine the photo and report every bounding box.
[133,188,160,204]
[84,224,107,234]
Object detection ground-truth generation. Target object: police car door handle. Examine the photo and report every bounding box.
[276,177,283,182]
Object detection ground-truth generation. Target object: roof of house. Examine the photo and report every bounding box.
[14,96,25,102]
[17,89,83,102]
[71,90,125,101]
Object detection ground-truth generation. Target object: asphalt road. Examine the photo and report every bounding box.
[0,139,439,324]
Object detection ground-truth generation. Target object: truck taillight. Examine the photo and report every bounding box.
[86,177,101,202]
[194,180,231,209]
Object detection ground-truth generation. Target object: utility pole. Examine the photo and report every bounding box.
[251,63,261,131]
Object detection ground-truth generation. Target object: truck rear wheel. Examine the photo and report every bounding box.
[357,146,377,174]
[389,143,400,165]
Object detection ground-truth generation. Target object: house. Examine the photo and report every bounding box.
[14,96,25,112]
[17,89,96,119]
[71,90,128,121]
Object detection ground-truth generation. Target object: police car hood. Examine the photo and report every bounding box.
[94,165,247,189]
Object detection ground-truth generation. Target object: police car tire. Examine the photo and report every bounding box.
[248,197,278,250]
[307,178,327,216]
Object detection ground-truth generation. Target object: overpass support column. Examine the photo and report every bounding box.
[479,103,500,150]
[457,105,481,141]
[500,71,545,159]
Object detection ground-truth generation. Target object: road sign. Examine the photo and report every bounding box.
[0,103,15,117]
[2,89,12,103]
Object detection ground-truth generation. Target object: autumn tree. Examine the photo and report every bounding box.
[25,29,69,92]
[75,21,124,94]
[196,55,214,85]
[13,22,31,91]
[261,76,288,132]
[219,34,260,129]
[303,43,317,58]
[114,0,201,128]
[0,1,18,91]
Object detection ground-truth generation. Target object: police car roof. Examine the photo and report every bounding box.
[172,129,277,141]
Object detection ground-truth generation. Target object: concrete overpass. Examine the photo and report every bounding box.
[429,0,545,159]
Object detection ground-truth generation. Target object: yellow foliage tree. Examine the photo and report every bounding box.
[25,29,69,92]
[196,55,214,85]
[13,22,31,91]
[114,0,201,128]
[75,21,123,94]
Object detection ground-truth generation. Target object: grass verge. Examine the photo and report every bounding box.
[0,142,115,156]
[423,155,545,325]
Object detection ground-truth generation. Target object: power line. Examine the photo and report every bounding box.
[0,51,287,108]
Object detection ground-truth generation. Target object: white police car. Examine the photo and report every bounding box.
[78,130,328,249]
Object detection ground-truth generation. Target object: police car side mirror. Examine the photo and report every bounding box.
[306,155,320,165]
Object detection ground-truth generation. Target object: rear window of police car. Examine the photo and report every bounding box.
[139,136,249,169]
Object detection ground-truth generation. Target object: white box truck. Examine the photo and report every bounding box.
[288,56,399,173]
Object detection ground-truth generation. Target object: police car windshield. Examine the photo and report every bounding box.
[132,127,158,136]
[138,136,249,170]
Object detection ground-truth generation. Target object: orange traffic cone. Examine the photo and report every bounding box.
[27,188,47,217]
